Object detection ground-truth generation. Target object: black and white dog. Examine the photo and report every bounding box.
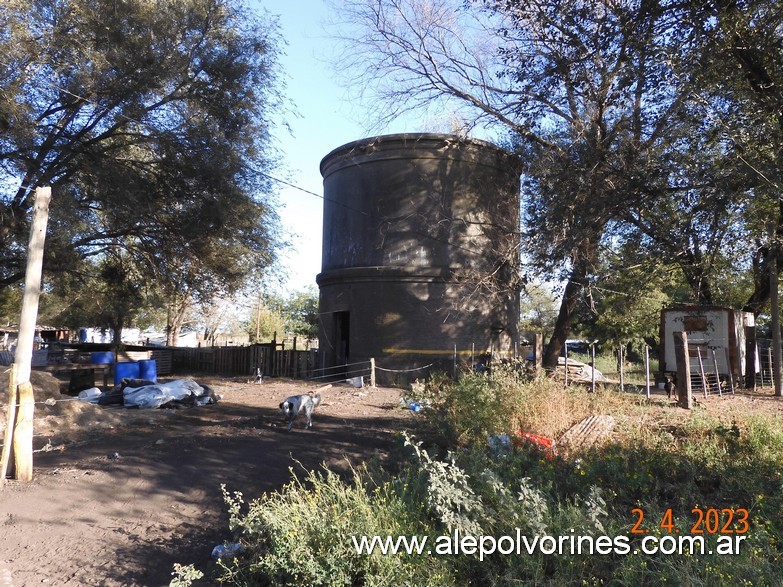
[279,392,322,431]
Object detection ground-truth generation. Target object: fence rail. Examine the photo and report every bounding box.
[171,344,319,379]
[307,360,374,384]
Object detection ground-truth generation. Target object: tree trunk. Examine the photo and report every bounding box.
[680,245,714,305]
[683,271,713,305]
[743,202,783,315]
[111,320,124,356]
[743,241,770,315]
[543,273,585,369]
[166,294,190,346]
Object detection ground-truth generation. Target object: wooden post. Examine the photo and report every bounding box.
[619,345,625,393]
[745,326,756,390]
[673,331,693,409]
[590,342,596,393]
[696,347,708,398]
[711,349,722,396]
[13,381,34,482]
[0,364,19,484]
[725,347,735,395]
[12,186,51,482]
[645,345,650,400]
[756,342,763,387]
[534,332,543,376]
[369,357,376,388]
[563,342,569,388]
[255,293,262,343]
[769,223,782,397]
[768,347,774,390]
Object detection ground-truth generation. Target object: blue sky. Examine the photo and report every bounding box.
[253,0,405,292]
[254,1,500,294]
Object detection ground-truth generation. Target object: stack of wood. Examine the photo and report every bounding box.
[554,357,607,383]
[558,415,616,454]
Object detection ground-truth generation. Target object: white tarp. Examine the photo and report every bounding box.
[123,378,209,409]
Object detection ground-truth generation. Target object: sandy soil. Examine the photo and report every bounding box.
[0,375,414,586]
[2,372,781,587]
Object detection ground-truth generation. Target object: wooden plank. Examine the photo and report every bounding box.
[13,187,51,482]
[149,350,172,375]
[558,415,615,453]
[13,381,35,482]
[0,364,18,483]
[116,350,150,362]
[673,331,693,409]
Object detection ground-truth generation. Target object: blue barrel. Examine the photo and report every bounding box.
[114,361,140,385]
[90,351,115,364]
[138,359,157,382]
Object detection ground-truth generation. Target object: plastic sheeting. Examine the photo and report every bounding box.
[122,378,215,409]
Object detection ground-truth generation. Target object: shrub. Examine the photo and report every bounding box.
[407,369,521,445]
[215,466,456,586]
[209,372,783,586]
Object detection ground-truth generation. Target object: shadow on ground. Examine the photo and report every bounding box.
[1,386,414,586]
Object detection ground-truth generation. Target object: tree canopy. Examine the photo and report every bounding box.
[339,0,783,361]
[0,0,284,335]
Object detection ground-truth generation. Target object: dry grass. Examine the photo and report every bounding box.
[505,372,783,450]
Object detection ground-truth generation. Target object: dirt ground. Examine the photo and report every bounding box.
[2,372,782,587]
[0,374,415,587]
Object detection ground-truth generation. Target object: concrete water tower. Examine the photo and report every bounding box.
[317,133,521,378]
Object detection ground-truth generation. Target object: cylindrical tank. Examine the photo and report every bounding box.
[138,359,157,382]
[317,133,521,378]
[90,351,115,365]
[114,361,140,385]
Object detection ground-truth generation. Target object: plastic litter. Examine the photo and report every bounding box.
[123,378,207,409]
[211,543,243,560]
[78,387,103,403]
[514,431,558,459]
[487,434,512,455]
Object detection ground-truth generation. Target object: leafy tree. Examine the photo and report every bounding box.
[251,304,287,343]
[572,243,677,350]
[519,281,559,341]
[0,285,22,327]
[612,97,752,306]
[281,288,320,339]
[675,0,783,315]
[250,288,319,342]
[248,291,286,343]
[0,0,284,327]
[340,0,696,366]
[39,253,155,346]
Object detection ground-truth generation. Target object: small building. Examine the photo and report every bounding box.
[1,325,72,351]
[659,306,755,385]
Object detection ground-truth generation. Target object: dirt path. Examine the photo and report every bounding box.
[0,377,413,586]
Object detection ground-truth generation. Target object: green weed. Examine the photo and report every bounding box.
[209,373,783,586]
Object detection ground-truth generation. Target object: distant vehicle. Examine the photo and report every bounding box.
[565,340,589,355]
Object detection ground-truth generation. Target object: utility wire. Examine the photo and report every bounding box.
[9,79,521,264]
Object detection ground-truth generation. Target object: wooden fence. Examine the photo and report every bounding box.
[171,343,320,379]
